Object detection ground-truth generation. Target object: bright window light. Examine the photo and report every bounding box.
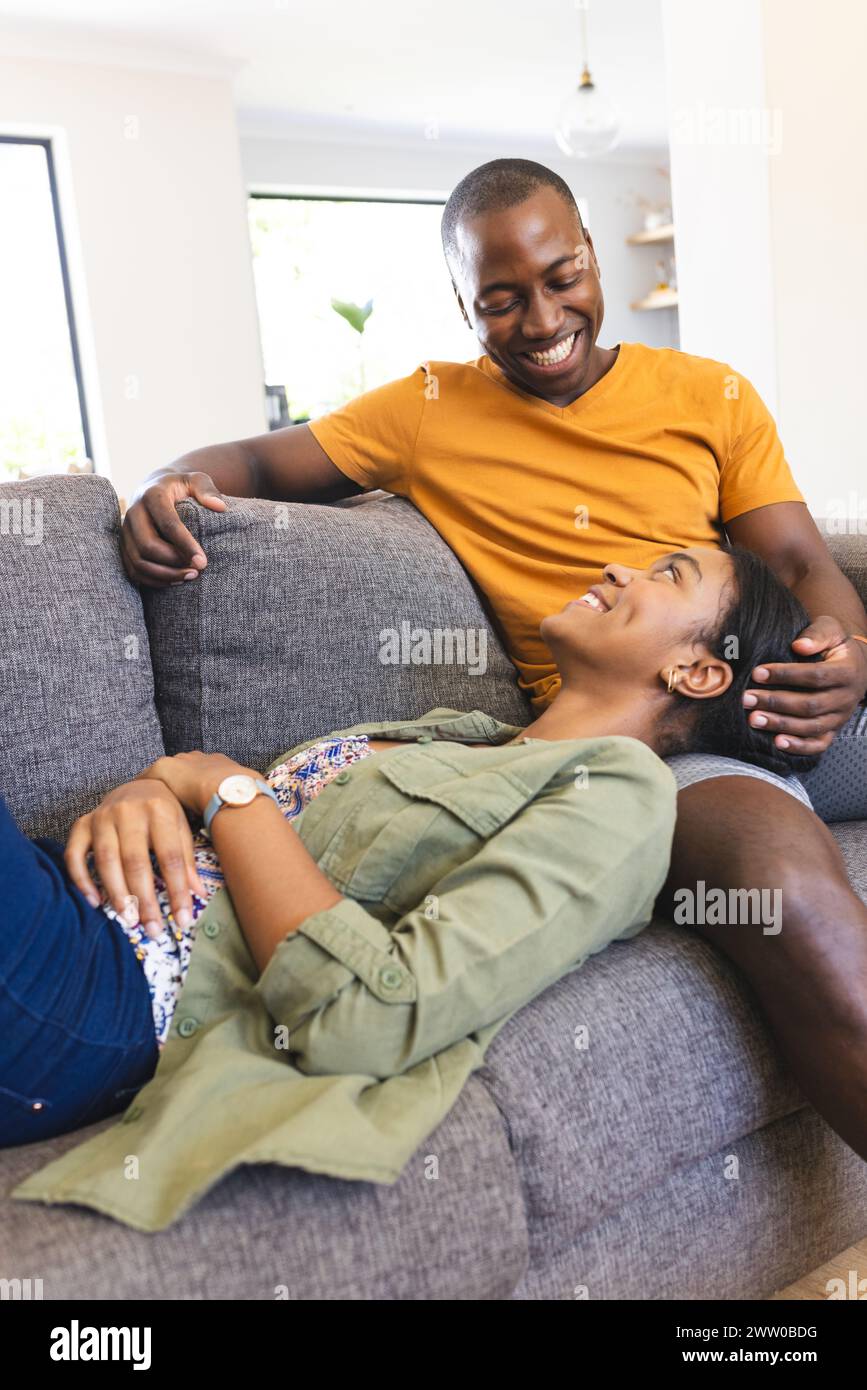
[0,138,90,478]
[247,195,479,423]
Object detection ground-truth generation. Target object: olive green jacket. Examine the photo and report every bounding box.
[12,709,677,1232]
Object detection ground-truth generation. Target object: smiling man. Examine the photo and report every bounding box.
[122,158,867,1163]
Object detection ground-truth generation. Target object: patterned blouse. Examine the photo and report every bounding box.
[96,735,376,1047]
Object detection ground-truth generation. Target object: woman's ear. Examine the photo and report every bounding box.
[659,655,733,701]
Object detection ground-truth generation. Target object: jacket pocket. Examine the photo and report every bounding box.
[378,750,533,837]
[326,749,535,904]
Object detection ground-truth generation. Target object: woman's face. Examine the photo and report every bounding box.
[541,547,737,700]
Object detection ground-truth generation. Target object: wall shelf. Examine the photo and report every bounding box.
[630,288,679,311]
[626,223,675,246]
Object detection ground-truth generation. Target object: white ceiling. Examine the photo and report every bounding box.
[0,0,670,154]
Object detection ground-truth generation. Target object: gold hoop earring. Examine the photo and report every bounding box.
[666,667,680,693]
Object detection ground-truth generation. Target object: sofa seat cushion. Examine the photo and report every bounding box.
[511,1104,867,1300]
[477,921,807,1271]
[828,821,867,904]
[0,1074,526,1299]
[0,475,164,840]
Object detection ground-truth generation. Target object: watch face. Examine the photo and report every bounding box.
[218,774,258,807]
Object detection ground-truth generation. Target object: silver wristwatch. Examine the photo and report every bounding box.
[203,774,279,835]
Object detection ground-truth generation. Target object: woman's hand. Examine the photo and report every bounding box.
[138,752,261,818]
[65,779,206,939]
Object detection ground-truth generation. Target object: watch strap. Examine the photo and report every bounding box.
[203,778,279,836]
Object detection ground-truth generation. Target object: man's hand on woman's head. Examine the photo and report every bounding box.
[742,614,867,757]
[64,780,206,940]
[120,470,226,588]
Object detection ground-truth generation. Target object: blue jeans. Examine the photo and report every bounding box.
[0,797,158,1147]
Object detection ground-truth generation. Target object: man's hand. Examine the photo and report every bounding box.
[65,780,206,939]
[742,615,867,756]
[120,470,227,588]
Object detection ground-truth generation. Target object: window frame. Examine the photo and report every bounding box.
[0,133,93,466]
[247,189,450,424]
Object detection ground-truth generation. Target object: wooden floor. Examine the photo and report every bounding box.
[770,1237,867,1299]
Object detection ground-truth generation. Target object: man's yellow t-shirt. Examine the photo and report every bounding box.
[307,342,805,710]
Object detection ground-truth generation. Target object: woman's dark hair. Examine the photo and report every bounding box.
[664,543,824,776]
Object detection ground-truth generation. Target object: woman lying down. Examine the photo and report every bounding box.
[4,544,820,1232]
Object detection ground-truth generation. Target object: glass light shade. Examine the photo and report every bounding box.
[554,79,622,159]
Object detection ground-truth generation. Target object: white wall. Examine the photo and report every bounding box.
[661,0,777,410]
[662,0,865,514]
[762,0,866,516]
[241,130,679,356]
[0,48,267,500]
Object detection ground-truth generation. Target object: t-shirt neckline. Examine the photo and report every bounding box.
[478,341,628,417]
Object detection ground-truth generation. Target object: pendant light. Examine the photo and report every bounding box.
[554,5,621,158]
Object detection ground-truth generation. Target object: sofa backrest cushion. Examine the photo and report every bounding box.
[820,523,867,607]
[143,494,532,768]
[0,475,165,840]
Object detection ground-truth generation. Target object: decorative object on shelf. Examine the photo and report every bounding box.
[630,287,679,312]
[621,171,674,242]
[622,170,679,314]
[653,258,671,291]
[641,205,672,233]
[554,3,621,159]
[630,253,678,311]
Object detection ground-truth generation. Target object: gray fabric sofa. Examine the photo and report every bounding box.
[1,472,866,1301]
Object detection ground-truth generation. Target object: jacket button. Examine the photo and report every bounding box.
[203,920,220,938]
[334,770,351,784]
[416,733,433,743]
[177,1016,199,1038]
[379,966,404,991]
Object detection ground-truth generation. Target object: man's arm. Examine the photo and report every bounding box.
[727,501,867,755]
[121,424,363,588]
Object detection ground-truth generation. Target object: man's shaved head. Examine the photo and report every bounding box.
[441,157,583,275]
[439,158,615,409]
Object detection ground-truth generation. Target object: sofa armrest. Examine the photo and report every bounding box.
[0,474,164,840]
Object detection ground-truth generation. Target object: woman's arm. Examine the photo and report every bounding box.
[250,739,678,1081]
[208,801,343,971]
[132,744,675,1084]
[144,751,344,969]
[64,749,336,954]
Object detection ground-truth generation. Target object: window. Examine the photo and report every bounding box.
[0,137,91,479]
[247,195,478,423]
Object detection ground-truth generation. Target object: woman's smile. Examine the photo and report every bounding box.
[572,586,611,613]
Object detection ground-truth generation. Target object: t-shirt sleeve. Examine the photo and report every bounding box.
[718,372,805,523]
[306,366,428,494]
